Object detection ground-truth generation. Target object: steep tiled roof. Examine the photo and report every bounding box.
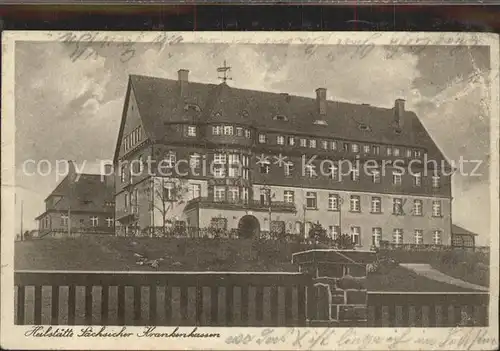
[452,224,479,236]
[36,174,114,219]
[127,74,448,163]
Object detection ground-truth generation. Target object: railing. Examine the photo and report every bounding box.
[38,227,114,239]
[378,242,490,253]
[367,292,489,327]
[186,197,296,213]
[14,271,312,327]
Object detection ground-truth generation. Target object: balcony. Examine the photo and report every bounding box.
[116,205,139,222]
[185,197,296,213]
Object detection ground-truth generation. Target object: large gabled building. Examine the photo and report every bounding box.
[112,68,452,248]
[36,161,115,238]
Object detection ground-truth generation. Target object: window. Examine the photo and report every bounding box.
[433,230,442,245]
[106,217,114,228]
[329,226,340,240]
[277,135,285,145]
[330,164,340,181]
[260,159,270,174]
[351,226,361,245]
[350,195,361,212]
[351,144,359,153]
[414,173,422,187]
[242,169,249,180]
[432,175,441,188]
[392,171,402,185]
[331,141,338,150]
[393,229,403,244]
[393,198,404,215]
[60,214,68,227]
[245,130,251,139]
[300,138,307,147]
[124,194,128,209]
[284,162,294,177]
[187,125,197,137]
[210,217,227,230]
[309,139,316,148]
[372,227,382,247]
[190,153,201,168]
[228,165,239,177]
[242,188,249,203]
[372,169,381,183]
[371,197,381,213]
[432,200,442,217]
[306,192,317,209]
[163,182,175,201]
[343,143,349,152]
[406,149,412,158]
[260,189,271,206]
[328,194,339,211]
[305,164,316,178]
[414,150,422,157]
[228,153,240,166]
[224,125,234,135]
[258,134,267,143]
[321,140,328,150]
[393,147,400,157]
[415,229,423,245]
[413,200,423,216]
[214,186,226,202]
[90,216,99,227]
[212,125,222,135]
[190,184,201,199]
[165,151,176,168]
[386,147,392,156]
[213,167,226,178]
[236,127,243,136]
[363,145,370,154]
[284,190,295,204]
[350,165,359,181]
[287,136,295,146]
[121,164,127,183]
[372,145,380,155]
[214,153,227,164]
[228,187,239,202]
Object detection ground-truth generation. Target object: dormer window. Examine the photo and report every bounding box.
[277,136,285,145]
[187,125,197,137]
[184,103,201,112]
[273,114,288,121]
[224,126,233,135]
[358,124,370,131]
[313,120,328,125]
[212,125,222,135]
[258,134,267,144]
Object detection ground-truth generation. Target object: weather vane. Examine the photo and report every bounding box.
[217,60,232,83]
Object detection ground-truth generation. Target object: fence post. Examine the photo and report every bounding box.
[293,249,376,327]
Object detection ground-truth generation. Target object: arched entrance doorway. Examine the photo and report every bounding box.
[238,215,260,239]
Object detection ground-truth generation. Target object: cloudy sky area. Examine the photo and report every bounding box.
[12,40,492,244]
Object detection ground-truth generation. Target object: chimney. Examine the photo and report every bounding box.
[178,69,189,94]
[67,160,77,182]
[394,98,405,127]
[316,88,327,116]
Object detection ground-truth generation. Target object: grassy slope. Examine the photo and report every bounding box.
[15,236,487,292]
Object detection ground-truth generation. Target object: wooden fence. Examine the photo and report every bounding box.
[368,292,489,327]
[15,271,312,327]
[14,271,489,327]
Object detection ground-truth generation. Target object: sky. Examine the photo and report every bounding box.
[11,39,493,245]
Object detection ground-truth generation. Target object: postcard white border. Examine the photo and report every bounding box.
[1,31,499,350]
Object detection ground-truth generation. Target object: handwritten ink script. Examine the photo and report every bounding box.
[25,326,220,339]
[57,32,184,63]
[225,327,498,350]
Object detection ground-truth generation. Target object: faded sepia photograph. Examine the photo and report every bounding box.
[1,31,498,350]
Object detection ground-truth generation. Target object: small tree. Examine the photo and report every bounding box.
[147,177,189,237]
[334,233,356,249]
[309,222,329,244]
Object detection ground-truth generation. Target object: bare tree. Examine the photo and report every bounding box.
[146,177,190,237]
